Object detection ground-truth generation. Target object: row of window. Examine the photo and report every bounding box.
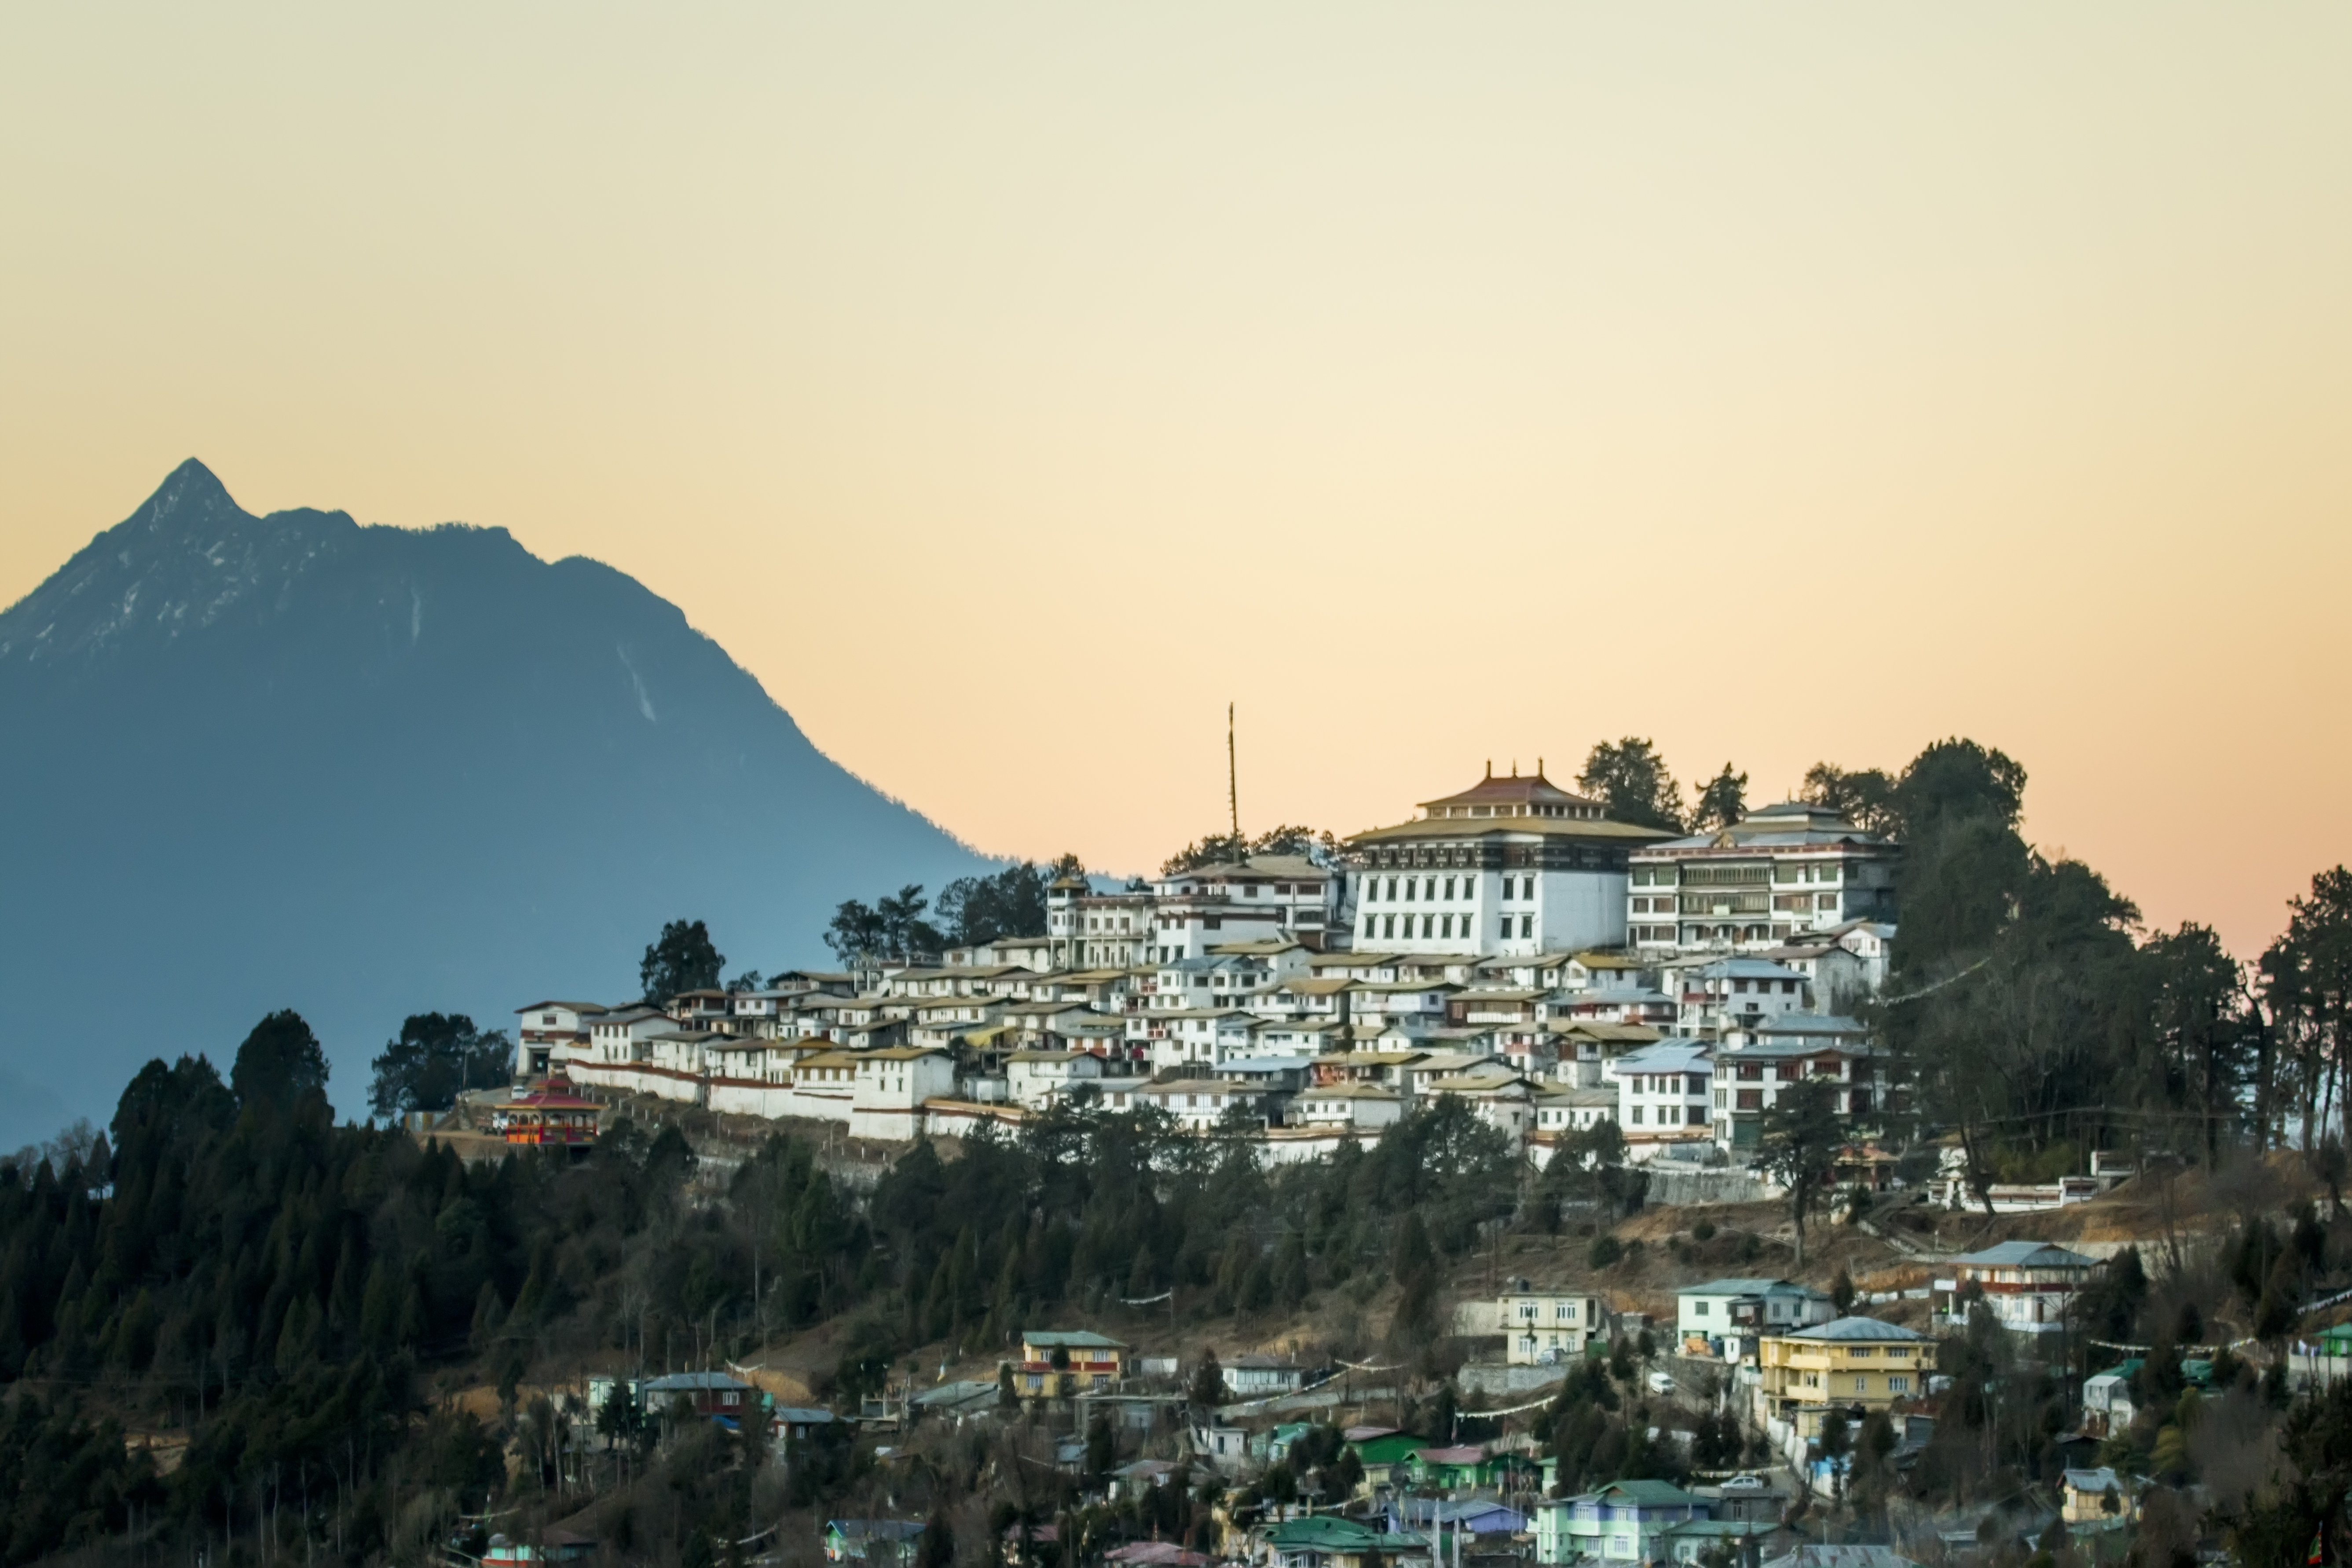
[1367,874,1539,904]
[1628,1073,1704,1095]
[1361,912,1539,941]
[1629,863,1847,887]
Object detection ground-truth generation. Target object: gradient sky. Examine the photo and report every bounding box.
[4,3,2347,963]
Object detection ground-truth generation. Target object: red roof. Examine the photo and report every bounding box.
[1418,766,1599,815]
[512,1079,602,1110]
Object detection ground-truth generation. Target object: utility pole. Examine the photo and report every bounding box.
[1227,702,1240,850]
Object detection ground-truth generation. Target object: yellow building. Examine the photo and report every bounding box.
[1756,1315,1933,1438]
[1014,1330,1127,1397]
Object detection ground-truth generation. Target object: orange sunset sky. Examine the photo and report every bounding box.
[3,4,2347,962]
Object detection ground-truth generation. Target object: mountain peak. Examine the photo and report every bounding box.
[135,458,244,532]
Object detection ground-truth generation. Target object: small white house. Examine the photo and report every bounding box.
[1222,1354,1309,1397]
[1675,1278,1834,1360]
[1499,1288,1604,1364]
[848,1047,957,1140]
[1007,1048,1106,1108]
[1291,1081,1403,1131]
[2081,1360,2142,1436]
[1532,1082,1617,1135]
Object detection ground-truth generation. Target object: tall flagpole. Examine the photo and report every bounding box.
[1228,702,1239,848]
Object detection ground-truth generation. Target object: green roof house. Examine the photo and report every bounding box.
[1406,1446,1539,1491]
[1344,1428,1435,1485]
[1261,1516,1428,1568]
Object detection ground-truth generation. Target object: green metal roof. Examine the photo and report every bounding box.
[1262,1518,1425,1551]
[1020,1330,1127,1348]
[1554,1479,1705,1509]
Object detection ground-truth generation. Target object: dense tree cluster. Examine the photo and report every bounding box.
[367,1013,514,1117]
[0,1007,803,1564]
[1575,739,1685,833]
[1855,738,2352,1184]
[0,1007,1554,1568]
[641,920,725,1002]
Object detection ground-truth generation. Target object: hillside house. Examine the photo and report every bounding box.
[1936,1242,2102,1334]
[1007,1048,1106,1108]
[1409,1445,1537,1491]
[1535,1480,1710,1566]
[1531,1082,1617,1138]
[1610,1041,1713,1141]
[1292,1081,1403,1131]
[1553,988,1679,1030]
[1500,1287,1605,1363]
[642,1371,754,1421]
[1342,1427,1432,1488]
[483,1529,596,1566]
[1153,856,1334,956]
[1676,958,1808,1040]
[1425,1066,1536,1138]
[2062,1468,2131,1529]
[1677,1279,1835,1360]
[1223,1353,1309,1397]
[1708,1025,1879,1152]
[2081,1359,2142,1435]
[1756,1317,1934,1439]
[1015,1330,1125,1396]
[1258,1516,1430,1568]
[1136,1076,1277,1130]
[513,1000,606,1079]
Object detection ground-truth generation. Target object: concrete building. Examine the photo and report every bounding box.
[1343,766,1672,958]
[513,1000,606,1078]
[1756,1316,1934,1440]
[1149,856,1335,962]
[1674,957,1809,1040]
[1936,1242,2103,1334]
[1627,800,1900,958]
[1609,1041,1714,1143]
[1676,1279,1836,1361]
[1499,1287,1605,1363]
[1014,1330,1126,1396]
[1535,1481,1710,1566]
[1292,1081,1404,1131]
[1707,1016,1880,1153]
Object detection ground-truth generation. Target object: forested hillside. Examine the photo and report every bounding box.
[0,1002,1576,1568]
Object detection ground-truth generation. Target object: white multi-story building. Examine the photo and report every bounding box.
[1609,1040,1714,1144]
[1343,766,1671,958]
[1708,1015,1879,1154]
[1627,800,1899,958]
[1047,876,1158,970]
[1674,956,1810,1039]
[1141,855,1336,962]
[513,1000,607,1079]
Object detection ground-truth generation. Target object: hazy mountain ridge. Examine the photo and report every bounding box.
[0,461,986,1146]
